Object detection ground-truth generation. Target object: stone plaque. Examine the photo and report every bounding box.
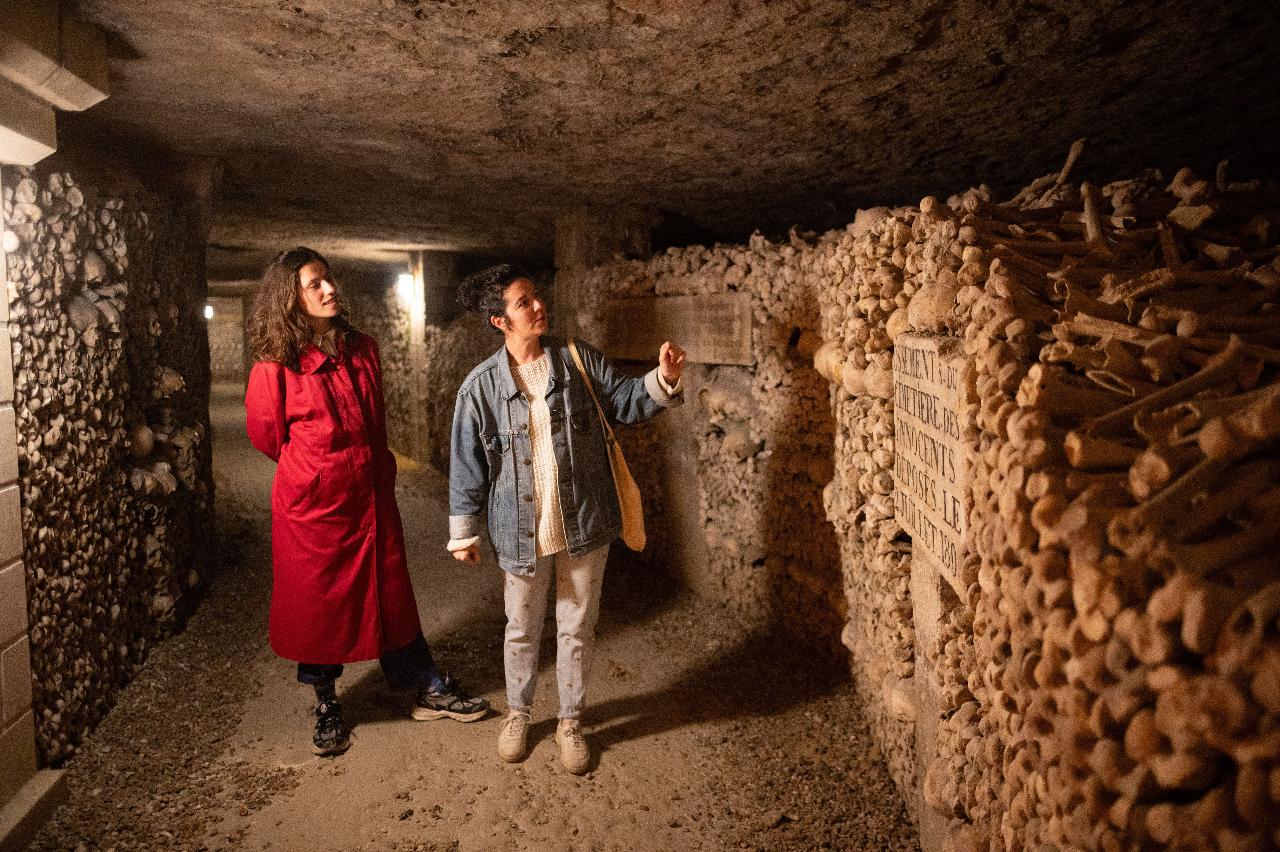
[892,334,972,598]
[603,293,753,365]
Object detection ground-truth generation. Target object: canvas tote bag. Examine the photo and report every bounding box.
[567,338,646,551]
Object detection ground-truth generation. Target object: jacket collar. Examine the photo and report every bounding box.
[299,344,332,374]
[496,336,567,400]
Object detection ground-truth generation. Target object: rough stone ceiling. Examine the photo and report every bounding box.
[70,0,1280,270]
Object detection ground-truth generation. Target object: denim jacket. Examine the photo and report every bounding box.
[449,336,683,575]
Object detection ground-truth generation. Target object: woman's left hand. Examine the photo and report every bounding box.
[659,341,687,385]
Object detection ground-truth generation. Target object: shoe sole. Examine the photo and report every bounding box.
[412,706,487,723]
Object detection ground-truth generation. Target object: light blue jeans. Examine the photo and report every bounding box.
[503,544,609,719]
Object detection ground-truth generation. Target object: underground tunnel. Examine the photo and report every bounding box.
[2,0,1280,849]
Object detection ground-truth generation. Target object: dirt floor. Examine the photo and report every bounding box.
[29,385,918,851]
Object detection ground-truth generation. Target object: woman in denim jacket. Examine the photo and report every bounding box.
[448,264,685,773]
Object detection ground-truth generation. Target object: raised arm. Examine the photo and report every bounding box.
[575,339,684,425]
[245,360,287,462]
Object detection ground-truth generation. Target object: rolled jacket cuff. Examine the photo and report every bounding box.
[644,368,684,407]
[449,514,482,540]
[446,535,481,552]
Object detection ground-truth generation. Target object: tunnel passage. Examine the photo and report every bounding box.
[4,0,1280,849]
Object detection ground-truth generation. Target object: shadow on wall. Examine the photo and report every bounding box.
[759,351,842,658]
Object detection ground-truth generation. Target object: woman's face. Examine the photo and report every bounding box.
[495,277,548,338]
[296,260,340,322]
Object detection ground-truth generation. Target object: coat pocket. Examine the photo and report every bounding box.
[277,467,323,513]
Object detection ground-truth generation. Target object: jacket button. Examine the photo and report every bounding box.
[523,494,533,502]
[526,531,534,538]
[523,458,532,465]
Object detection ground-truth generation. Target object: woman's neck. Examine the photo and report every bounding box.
[307,316,334,336]
[505,334,544,366]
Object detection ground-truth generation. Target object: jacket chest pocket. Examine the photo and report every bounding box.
[482,432,512,482]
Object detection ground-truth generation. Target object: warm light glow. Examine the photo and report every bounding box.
[396,272,416,305]
[204,304,215,320]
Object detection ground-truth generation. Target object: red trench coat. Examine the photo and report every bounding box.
[245,332,422,663]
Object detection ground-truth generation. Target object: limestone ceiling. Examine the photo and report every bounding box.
[70,0,1280,268]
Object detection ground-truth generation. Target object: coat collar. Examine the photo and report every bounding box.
[299,343,335,374]
[496,336,568,400]
[298,329,357,374]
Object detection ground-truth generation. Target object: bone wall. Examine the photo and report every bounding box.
[1,157,213,766]
[570,235,844,648]
[573,150,1280,850]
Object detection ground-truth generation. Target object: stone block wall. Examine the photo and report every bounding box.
[1,154,213,766]
[206,295,245,384]
[0,163,38,808]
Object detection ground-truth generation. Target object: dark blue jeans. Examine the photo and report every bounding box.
[296,631,439,692]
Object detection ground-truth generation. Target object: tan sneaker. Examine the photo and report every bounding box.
[497,711,530,762]
[556,719,590,774]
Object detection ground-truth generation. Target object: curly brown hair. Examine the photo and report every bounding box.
[248,247,353,370]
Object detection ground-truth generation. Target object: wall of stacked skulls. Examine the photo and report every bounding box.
[576,148,1280,850]
[1,161,213,765]
[570,236,844,645]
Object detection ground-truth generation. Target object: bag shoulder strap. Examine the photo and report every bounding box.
[567,338,617,444]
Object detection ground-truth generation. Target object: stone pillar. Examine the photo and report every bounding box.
[0,0,108,165]
[553,207,656,340]
[419,250,461,328]
[0,163,65,852]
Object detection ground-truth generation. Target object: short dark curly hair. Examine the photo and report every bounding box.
[457,264,532,333]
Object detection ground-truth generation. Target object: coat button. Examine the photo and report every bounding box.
[526,531,534,538]
[523,494,533,502]
[523,458,532,465]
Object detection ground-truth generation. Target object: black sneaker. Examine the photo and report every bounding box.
[412,674,489,723]
[312,699,350,756]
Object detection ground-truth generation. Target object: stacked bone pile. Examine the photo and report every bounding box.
[2,165,212,763]
[812,201,977,796]
[929,152,1280,849]
[575,232,842,638]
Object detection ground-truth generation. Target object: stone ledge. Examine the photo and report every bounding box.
[0,768,66,852]
[0,78,55,166]
[0,0,109,112]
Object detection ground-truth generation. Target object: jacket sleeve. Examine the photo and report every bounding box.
[245,361,287,462]
[448,386,488,540]
[577,339,682,425]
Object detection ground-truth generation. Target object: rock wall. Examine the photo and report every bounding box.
[341,271,493,470]
[1,158,214,765]
[207,295,245,384]
[574,149,1280,850]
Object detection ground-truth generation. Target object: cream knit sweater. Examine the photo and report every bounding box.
[512,353,569,556]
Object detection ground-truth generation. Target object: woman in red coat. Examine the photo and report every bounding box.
[245,247,488,755]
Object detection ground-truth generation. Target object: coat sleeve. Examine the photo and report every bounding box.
[448,386,488,540]
[245,361,287,462]
[577,339,682,425]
